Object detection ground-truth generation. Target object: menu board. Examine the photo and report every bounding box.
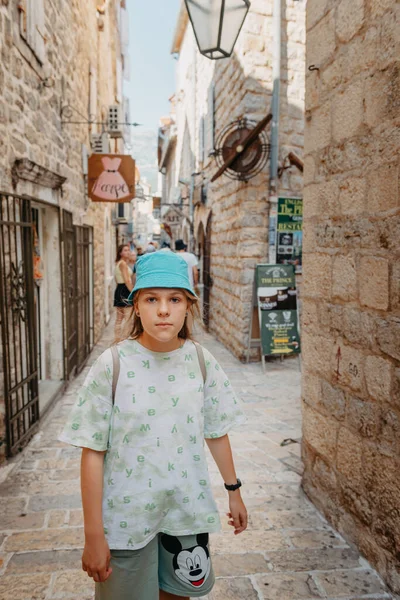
[256,264,301,356]
[277,197,303,273]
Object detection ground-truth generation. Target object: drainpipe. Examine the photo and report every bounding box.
[268,0,281,262]
[189,40,197,253]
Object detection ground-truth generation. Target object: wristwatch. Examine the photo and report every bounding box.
[224,478,242,491]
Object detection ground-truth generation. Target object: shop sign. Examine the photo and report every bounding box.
[88,154,136,202]
[276,197,303,272]
[256,264,301,357]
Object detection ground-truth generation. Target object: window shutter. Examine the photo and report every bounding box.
[116,58,122,103]
[89,65,97,128]
[25,0,46,63]
[199,116,205,164]
[207,83,215,156]
[35,0,46,63]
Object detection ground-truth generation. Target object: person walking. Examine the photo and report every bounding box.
[175,239,199,291]
[59,252,248,600]
[113,244,133,340]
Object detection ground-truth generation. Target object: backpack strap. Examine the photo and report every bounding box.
[110,345,120,405]
[193,341,207,384]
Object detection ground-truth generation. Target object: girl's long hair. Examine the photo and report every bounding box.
[117,289,201,343]
[115,244,129,263]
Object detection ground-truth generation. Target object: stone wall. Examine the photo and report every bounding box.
[172,0,305,360]
[0,0,123,461]
[302,0,400,592]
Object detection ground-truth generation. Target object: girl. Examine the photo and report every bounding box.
[114,244,134,339]
[60,252,248,600]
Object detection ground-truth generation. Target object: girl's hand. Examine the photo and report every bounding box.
[227,493,248,535]
[82,536,112,583]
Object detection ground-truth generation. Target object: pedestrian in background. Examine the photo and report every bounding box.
[59,252,247,600]
[113,244,133,340]
[175,239,199,291]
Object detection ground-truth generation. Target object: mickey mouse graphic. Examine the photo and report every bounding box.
[161,533,211,589]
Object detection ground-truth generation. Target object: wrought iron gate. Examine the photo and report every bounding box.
[75,225,92,370]
[62,211,93,378]
[203,213,213,330]
[0,193,39,455]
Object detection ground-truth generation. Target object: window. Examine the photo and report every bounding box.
[19,0,46,64]
[118,203,125,218]
[207,83,215,156]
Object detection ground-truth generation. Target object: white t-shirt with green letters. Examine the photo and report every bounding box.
[59,339,246,550]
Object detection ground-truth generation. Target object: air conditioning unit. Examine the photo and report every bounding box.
[90,132,109,153]
[107,105,123,138]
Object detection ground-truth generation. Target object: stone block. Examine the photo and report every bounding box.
[336,426,363,490]
[359,256,389,310]
[320,380,346,420]
[342,307,377,349]
[307,11,336,66]
[0,511,45,530]
[255,571,321,599]
[302,369,321,408]
[301,332,333,378]
[378,6,400,69]
[369,0,394,17]
[302,403,339,460]
[332,254,357,302]
[363,445,400,513]
[302,253,332,299]
[0,573,50,600]
[210,577,258,599]
[4,527,84,552]
[393,368,400,410]
[376,317,400,360]
[365,354,393,402]
[306,0,331,30]
[304,101,331,153]
[301,300,319,333]
[268,546,360,571]
[212,553,269,577]
[304,179,340,218]
[332,80,364,142]
[315,568,389,597]
[338,177,366,215]
[5,549,81,574]
[367,162,399,213]
[346,394,380,438]
[333,342,364,393]
[52,570,93,596]
[336,0,364,43]
[312,454,338,494]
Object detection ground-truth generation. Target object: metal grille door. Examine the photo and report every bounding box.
[0,193,39,456]
[75,225,92,371]
[62,210,78,378]
[62,211,93,378]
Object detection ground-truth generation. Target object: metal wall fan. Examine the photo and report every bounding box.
[212,114,272,183]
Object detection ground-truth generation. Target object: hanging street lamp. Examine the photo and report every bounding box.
[184,0,250,60]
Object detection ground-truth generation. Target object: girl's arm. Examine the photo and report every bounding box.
[120,261,133,292]
[81,447,112,582]
[205,434,248,535]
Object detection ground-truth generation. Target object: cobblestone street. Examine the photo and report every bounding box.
[0,322,393,600]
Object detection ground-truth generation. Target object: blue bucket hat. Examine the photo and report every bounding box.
[127,252,196,304]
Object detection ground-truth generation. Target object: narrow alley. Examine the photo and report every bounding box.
[0,322,393,600]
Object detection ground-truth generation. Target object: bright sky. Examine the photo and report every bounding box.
[124,0,182,131]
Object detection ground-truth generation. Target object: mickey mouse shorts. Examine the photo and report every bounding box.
[95,533,215,599]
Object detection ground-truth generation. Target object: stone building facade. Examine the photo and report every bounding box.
[0,0,129,462]
[302,0,400,592]
[161,0,305,358]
